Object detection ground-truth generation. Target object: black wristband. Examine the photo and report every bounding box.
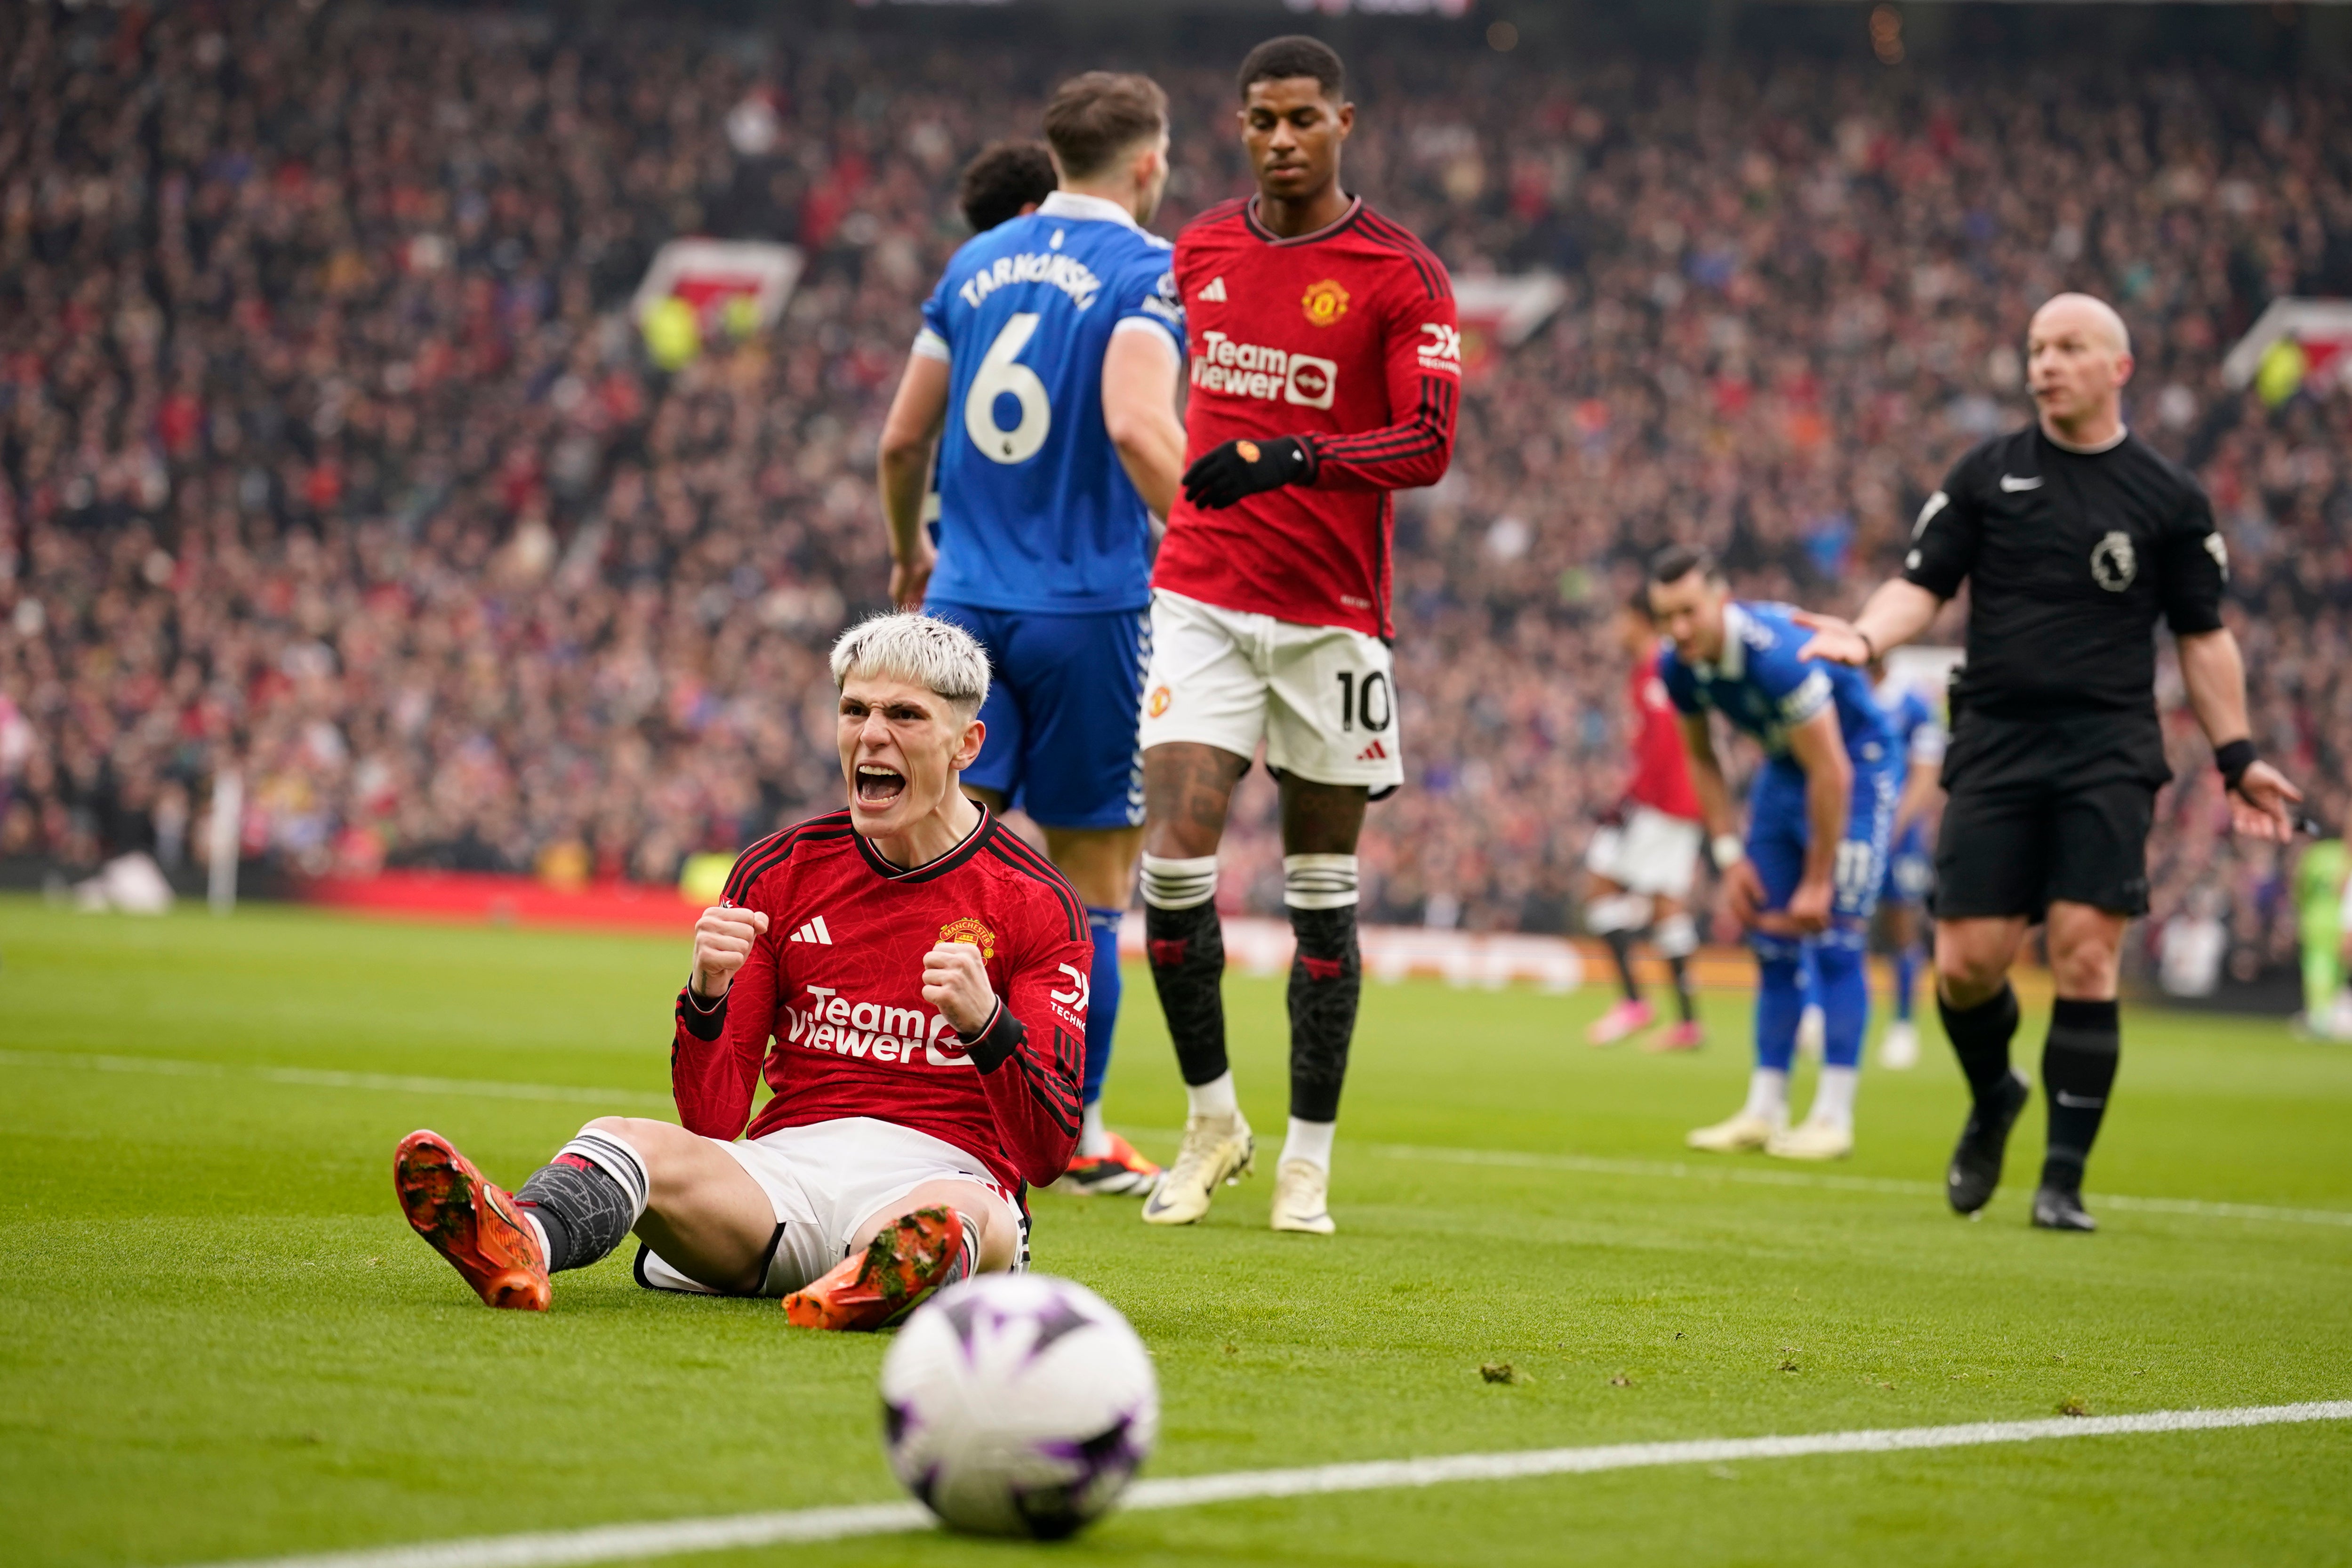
[676,981,728,1042]
[2214,738,2257,790]
[955,999,1025,1075]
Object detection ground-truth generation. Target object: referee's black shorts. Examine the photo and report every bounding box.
[1932,708,2171,922]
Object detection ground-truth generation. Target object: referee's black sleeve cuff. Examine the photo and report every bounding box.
[676,981,728,1043]
[956,1000,1025,1076]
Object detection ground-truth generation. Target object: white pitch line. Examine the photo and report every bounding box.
[1356,1141,2352,1229]
[0,1049,673,1110]
[8,1052,2347,1229]
[177,1401,2352,1568]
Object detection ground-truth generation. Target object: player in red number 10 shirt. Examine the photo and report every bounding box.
[390,613,1089,1329]
[1137,36,1459,1238]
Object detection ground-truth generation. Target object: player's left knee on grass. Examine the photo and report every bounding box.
[514,1121,651,1273]
[1284,854,1361,1122]
[860,1181,1017,1274]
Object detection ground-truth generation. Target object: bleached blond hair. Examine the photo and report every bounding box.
[829,612,990,718]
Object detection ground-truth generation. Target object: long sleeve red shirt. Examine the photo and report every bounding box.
[669,808,1089,1195]
[1153,196,1460,638]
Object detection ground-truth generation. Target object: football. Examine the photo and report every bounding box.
[878,1273,1158,1539]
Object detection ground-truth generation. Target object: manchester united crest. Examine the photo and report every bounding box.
[1301,278,1350,327]
[1147,685,1172,718]
[939,917,996,960]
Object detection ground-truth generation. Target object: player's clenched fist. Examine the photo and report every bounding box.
[691,904,771,999]
[922,940,997,1037]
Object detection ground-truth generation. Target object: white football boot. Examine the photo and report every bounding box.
[1766,1118,1854,1161]
[1269,1158,1336,1235]
[1685,1108,1782,1153]
[1879,1020,1920,1071]
[1140,1110,1254,1226]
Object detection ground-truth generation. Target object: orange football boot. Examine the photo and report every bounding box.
[393,1129,551,1311]
[782,1205,970,1331]
[1060,1131,1163,1197]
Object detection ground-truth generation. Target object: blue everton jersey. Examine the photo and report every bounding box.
[917,192,1183,614]
[1875,677,1948,770]
[1660,602,1896,772]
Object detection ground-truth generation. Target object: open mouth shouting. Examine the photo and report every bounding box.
[855,764,907,808]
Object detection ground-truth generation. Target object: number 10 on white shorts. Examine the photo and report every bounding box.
[1137,589,1405,794]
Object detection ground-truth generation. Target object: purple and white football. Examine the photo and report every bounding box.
[879,1273,1158,1539]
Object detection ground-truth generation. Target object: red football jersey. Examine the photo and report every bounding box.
[1625,647,1702,822]
[1154,196,1459,637]
[668,808,1089,1195]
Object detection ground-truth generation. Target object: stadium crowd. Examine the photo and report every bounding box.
[3,1,2349,981]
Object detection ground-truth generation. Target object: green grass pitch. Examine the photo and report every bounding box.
[3,895,2349,1568]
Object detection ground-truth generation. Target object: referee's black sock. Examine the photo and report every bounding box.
[2040,998,2120,1191]
[1144,897,1230,1088]
[1938,982,2021,1103]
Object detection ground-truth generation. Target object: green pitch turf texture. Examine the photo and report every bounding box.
[3,896,2348,1568]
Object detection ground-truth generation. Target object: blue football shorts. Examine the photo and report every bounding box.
[1745,758,1898,940]
[923,600,1149,830]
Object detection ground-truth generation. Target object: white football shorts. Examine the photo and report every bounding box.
[1584,804,1704,901]
[1138,588,1404,795]
[634,1116,1026,1298]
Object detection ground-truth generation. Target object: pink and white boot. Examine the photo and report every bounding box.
[1586,997,1656,1046]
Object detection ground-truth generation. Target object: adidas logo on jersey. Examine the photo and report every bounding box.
[1357,739,1390,762]
[789,915,834,945]
[1198,276,1227,302]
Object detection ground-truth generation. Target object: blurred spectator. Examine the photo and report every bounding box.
[2,2,2347,989]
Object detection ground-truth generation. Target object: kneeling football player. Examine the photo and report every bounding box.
[393,613,1089,1327]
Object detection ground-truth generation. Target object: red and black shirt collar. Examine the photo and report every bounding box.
[852,803,996,885]
[1242,193,1364,247]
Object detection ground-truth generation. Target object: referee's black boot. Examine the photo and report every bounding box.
[1946,1069,2030,1215]
[2031,1180,2097,1233]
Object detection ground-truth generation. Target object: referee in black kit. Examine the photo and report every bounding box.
[1796,292,2302,1231]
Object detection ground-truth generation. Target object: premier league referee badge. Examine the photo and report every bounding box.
[2090,530,2137,592]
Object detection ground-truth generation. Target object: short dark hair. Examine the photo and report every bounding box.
[957,140,1057,233]
[1649,545,1718,586]
[1042,72,1167,182]
[1626,584,1658,622]
[1238,35,1345,101]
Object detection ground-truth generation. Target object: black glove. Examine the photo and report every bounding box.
[1181,436,1315,510]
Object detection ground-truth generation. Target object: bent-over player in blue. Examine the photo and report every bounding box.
[1648,549,1899,1160]
[876,73,1189,1195]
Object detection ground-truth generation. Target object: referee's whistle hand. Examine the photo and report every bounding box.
[1790,611,1869,667]
[2229,760,2304,843]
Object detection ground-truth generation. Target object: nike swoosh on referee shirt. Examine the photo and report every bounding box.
[1999,474,2043,491]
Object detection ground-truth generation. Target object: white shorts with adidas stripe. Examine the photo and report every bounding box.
[634,1117,1027,1298]
[1138,589,1404,796]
